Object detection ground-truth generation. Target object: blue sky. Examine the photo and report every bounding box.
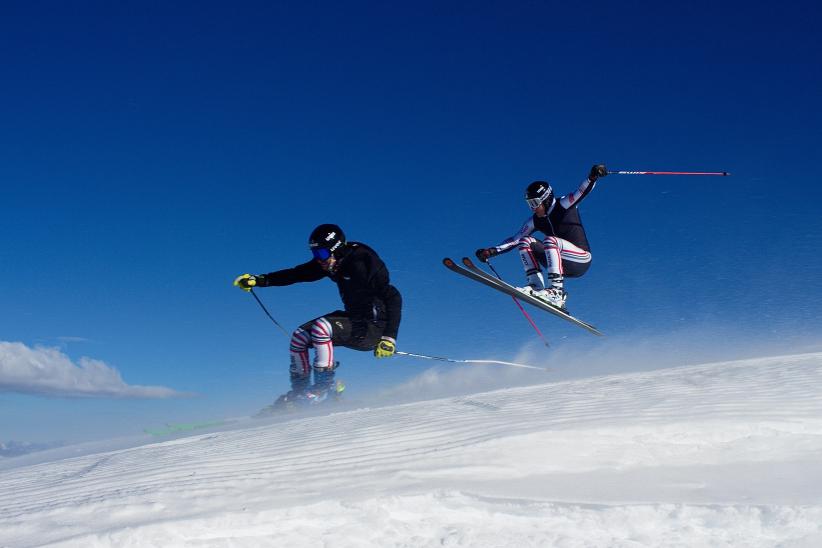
[2,1,821,443]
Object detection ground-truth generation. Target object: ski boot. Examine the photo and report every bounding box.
[515,284,543,298]
[255,372,312,417]
[532,274,568,311]
[304,379,346,405]
[305,364,345,405]
[517,273,568,311]
[254,390,309,417]
[530,287,568,311]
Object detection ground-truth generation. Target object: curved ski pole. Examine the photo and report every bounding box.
[395,351,548,371]
[249,288,290,337]
[487,260,550,348]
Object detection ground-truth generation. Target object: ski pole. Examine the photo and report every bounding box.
[249,288,290,337]
[487,260,550,348]
[395,351,548,371]
[607,170,730,176]
[249,288,544,370]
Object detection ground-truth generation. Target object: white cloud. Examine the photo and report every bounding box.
[0,342,183,398]
[55,336,91,343]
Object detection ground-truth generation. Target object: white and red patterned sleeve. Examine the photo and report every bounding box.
[493,217,535,254]
[559,178,597,209]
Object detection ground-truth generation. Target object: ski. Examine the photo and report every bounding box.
[254,380,346,418]
[443,257,604,336]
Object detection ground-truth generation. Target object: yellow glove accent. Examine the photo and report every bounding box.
[233,273,257,292]
[374,337,396,358]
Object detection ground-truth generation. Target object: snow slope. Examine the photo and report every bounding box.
[2,352,822,547]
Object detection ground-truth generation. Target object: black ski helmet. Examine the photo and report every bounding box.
[309,223,346,260]
[525,180,553,210]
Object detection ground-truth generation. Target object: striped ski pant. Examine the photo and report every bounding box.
[288,311,385,378]
[517,236,591,287]
[289,317,335,376]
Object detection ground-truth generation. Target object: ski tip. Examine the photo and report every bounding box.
[587,326,605,337]
[443,257,455,267]
[461,257,474,267]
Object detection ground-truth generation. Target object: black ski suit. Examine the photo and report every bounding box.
[256,242,402,358]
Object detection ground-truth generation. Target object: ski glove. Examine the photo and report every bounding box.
[234,273,257,291]
[475,248,498,263]
[374,336,396,358]
[589,164,608,180]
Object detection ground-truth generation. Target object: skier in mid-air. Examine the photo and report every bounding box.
[234,224,402,409]
[474,164,607,311]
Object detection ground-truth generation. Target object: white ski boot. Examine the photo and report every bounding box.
[515,284,542,298]
[530,287,568,311]
[516,273,568,310]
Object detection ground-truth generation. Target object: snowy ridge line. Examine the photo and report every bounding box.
[3,355,821,499]
[3,354,822,503]
[1,352,822,547]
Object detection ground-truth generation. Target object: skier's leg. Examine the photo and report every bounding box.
[543,236,591,285]
[309,317,335,369]
[322,312,383,352]
[288,326,312,393]
[276,316,342,407]
[517,236,545,290]
[286,314,348,393]
[542,236,565,288]
[311,365,339,400]
[267,325,314,409]
[289,371,310,395]
[536,236,591,310]
[309,314,350,401]
[556,238,592,279]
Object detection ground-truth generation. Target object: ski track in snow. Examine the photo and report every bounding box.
[2,353,822,547]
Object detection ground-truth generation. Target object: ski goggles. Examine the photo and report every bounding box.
[311,247,332,261]
[526,196,545,210]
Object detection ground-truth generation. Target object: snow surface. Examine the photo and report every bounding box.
[2,352,822,547]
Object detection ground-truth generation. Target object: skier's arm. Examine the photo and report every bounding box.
[255,260,326,287]
[559,178,596,209]
[493,217,535,254]
[559,165,607,209]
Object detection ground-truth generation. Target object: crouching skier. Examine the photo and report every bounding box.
[234,224,402,411]
[474,164,607,311]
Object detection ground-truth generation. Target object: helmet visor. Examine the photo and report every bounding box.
[311,247,332,261]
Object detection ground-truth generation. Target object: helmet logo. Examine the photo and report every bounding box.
[325,232,336,241]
